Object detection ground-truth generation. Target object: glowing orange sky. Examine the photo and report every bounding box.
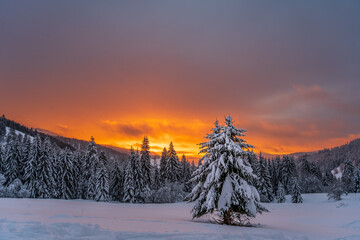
[1,1,360,158]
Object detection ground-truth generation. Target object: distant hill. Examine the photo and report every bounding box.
[0,115,128,163]
[295,139,360,172]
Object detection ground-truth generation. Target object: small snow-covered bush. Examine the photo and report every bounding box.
[0,175,30,198]
[327,181,345,201]
[147,183,185,203]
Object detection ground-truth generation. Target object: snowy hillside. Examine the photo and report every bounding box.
[332,166,343,180]
[5,127,33,141]
[0,193,359,240]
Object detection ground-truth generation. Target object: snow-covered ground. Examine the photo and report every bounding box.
[0,193,359,240]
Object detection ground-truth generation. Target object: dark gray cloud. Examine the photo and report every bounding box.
[0,1,359,153]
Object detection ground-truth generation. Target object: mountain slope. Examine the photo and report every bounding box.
[0,115,128,162]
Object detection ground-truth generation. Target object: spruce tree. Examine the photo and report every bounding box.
[19,136,32,183]
[95,154,110,202]
[354,170,360,193]
[187,116,267,225]
[72,150,83,199]
[152,163,161,190]
[258,155,273,202]
[159,147,167,184]
[342,157,355,193]
[123,148,136,203]
[165,142,181,183]
[110,161,124,201]
[0,146,3,174]
[291,179,303,203]
[181,155,192,192]
[60,149,75,199]
[3,136,22,186]
[24,135,42,198]
[276,182,286,203]
[281,156,297,194]
[82,137,98,199]
[327,180,345,201]
[140,136,151,188]
[133,149,148,202]
[36,138,57,198]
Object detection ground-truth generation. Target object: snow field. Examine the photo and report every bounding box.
[0,193,359,240]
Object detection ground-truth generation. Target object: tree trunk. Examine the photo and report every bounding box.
[223,209,232,225]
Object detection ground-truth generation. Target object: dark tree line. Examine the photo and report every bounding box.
[0,130,197,203]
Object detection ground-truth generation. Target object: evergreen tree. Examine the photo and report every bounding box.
[19,136,32,183]
[258,155,273,202]
[271,157,281,195]
[181,154,192,192]
[190,160,196,173]
[276,182,286,203]
[140,136,151,188]
[3,135,22,186]
[299,157,322,193]
[152,163,161,190]
[187,116,267,225]
[72,150,83,199]
[291,179,303,203]
[342,157,355,193]
[159,147,167,184]
[59,149,75,199]
[110,161,124,201]
[82,137,98,199]
[0,120,6,141]
[165,142,181,183]
[281,156,297,194]
[123,148,136,203]
[327,180,345,201]
[354,170,360,193]
[24,135,42,198]
[95,154,109,202]
[37,138,55,198]
[0,146,3,174]
[133,149,148,202]
[247,152,260,188]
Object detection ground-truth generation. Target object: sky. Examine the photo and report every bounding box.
[1,1,360,157]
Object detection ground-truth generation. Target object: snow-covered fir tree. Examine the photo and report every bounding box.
[270,157,281,195]
[159,147,167,184]
[276,182,286,203]
[3,135,22,186]
[165,142,181,183]
[123,148,136,203]
[181,155,192,192]
[71,150,83,199]
[133,149,148,202]
[110,160,124,201]
[281,156,297,194]
[354,170,360,193]
[327,180,345,201]
[82,137,98,199]
[291,178,303,203]
[36,139,55,198]
[187,116,267,225]
[0,146,3,174]
[342,157,355,193]
[24,135,42,198]
[19,136,32,183]
[140,136,151,189]
[152,163,161,190]
[258,154,273,202]
[59,148,75,199]
[299,158,322,193]
[37,138,56,198]
[94,151,109,202]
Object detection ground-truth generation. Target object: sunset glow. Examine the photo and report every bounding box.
[1,1,360,158]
